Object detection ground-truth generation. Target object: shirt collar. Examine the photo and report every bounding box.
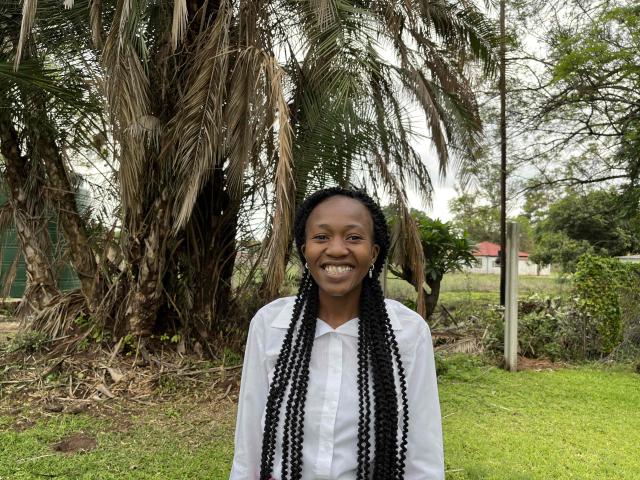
[270,298,403,337]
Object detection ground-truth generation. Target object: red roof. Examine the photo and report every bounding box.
[474,241,529,258]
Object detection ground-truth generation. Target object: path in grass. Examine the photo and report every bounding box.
[1,359,638,479]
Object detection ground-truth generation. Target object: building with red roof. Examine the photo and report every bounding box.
[467,241,551,276]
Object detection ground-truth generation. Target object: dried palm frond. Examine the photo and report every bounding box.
[261,55,295,298]
[168,0,232,230]
[1,251,20,300]
[24,289,87,340]
[435,336,484,354]
[89,0,103,48]
[102,0,151,228]
[14,0,38,70]
[171,0,188,52]
[225,47,261,204]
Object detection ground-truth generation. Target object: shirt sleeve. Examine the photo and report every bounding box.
[405,323,445,480]
[229,313,270,480]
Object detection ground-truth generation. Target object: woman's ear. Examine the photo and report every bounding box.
[372,244,380,263]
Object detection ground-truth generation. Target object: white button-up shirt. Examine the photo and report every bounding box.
[230,296,444,480]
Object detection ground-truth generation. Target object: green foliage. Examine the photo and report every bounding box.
[449,193,501,244]
[573,254,640,355]
[7,331,49,354]
[410,209,478,282]
[220,347,242,367]
[480,291,620,361]
[530,188,640,272]
[449,194,535,251]
[530,231,594,273]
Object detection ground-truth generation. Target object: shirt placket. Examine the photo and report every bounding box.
[314,332,343,477]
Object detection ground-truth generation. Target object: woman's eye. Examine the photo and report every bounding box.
[347,235,363,241]
[313,234,328,240]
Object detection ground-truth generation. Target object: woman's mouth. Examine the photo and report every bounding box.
[321,264,355,276]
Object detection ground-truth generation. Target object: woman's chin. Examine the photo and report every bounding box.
[317,282,361,299]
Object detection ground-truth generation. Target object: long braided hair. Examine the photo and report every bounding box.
[259,187,409,480]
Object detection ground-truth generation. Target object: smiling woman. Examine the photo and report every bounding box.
[230,188,444,480]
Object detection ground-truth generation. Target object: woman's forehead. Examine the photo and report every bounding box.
[306,196,373,230]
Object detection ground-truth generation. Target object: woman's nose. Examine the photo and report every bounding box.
[325,237,349,256]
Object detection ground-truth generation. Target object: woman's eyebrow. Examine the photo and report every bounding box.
[314,223,365,229]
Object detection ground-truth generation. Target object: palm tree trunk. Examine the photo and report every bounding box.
[124,189,171,336]
[186,171,239,338]
[32,124,102,312]
[0,115,59,313]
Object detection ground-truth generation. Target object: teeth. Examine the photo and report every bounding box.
[324,265,353,275]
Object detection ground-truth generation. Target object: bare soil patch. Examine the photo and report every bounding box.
[52,433,97,453]
[0,320,19,345]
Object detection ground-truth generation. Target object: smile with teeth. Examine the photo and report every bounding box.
[322,264,354,276]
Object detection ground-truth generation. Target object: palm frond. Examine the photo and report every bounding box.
[262,56,295,298]
[370,152,426,316]
[14,0,38,69]
[169,0,232,229]
[171,0,187,51]
[102,0,151,226]
[90,0,103,48]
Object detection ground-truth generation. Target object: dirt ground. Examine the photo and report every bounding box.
[0,320,19,346]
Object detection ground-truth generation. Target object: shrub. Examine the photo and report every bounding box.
[573,254,640,355]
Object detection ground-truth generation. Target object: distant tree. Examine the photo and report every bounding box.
[449,193,534,252]
[531,188,640,272]
[389,209,477,318]
[449,193,501,244]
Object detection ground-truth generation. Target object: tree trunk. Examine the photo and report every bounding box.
[425,278,441,319]
[124,189,171,336]
[185,170,239,339]
[0,115,59,314]
[389,264,441,320]
[33,125,103,312]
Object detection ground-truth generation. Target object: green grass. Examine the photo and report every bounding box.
[0,398,236,479]
[386,272,571,307]
[1,358,638,479]
[440,357,640,479]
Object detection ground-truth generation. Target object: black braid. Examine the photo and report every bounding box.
[259,187,410,480]
[259,270,311,479]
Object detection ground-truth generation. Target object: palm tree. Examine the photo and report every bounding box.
[1,4,106,322]
[10,0,496,344]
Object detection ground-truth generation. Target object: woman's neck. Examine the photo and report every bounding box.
[317,284,362,329]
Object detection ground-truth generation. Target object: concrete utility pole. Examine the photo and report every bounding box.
[504,222,519,372]
[499,0,507,306]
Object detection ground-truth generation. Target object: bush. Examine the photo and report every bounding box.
[574,254,640,355]
[482,256,640,361]
[482,293,601,361]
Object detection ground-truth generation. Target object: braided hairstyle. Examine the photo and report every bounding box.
[259,187,410,480]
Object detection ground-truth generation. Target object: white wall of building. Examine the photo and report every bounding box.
[466,256,551,276]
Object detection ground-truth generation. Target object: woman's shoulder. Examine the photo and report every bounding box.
[250,296,297,330]
[384,298,431,337]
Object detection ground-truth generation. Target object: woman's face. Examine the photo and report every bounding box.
[302,196,380,298]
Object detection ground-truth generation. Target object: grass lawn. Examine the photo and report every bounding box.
[1,357,638,479]
[385,272,571,307]
[440,357,640,479]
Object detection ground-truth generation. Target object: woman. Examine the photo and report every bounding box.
[230,188,444,480]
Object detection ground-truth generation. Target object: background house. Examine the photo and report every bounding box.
[466,241,551,276]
